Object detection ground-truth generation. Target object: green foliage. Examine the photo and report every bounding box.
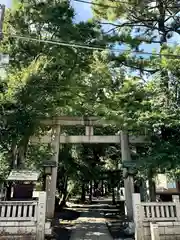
[92,0,180,74]
[1,0,180,194]
[56,125,123,198]
[91,0,180,179]
[0,0,103,169]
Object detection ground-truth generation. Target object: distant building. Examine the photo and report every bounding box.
[156,174,180,201]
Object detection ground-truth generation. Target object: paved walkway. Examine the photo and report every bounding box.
[69,206,113,240]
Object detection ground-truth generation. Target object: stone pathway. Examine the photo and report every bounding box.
[53,200,134,240]
[69,207,113,240]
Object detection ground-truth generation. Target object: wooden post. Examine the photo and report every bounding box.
[150,222,160,240]
[46,125,60,219]
[132,193,144,240]
[36,191,46,240]
[121,131,134,220]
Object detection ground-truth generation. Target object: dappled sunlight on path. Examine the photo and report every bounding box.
[69,205,113,240]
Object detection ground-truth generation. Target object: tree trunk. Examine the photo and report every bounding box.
[101,180,104,196]
[6,183,12,200]
[112,187,116,205]
[105,182,108,195]
[94,181,98,193]
[148,170,156,201]
[108,182,111,193]
[149,179,156,201]
[116,182,121,202]
[7,142,17,200]
[16,137,29,168]
[59,177,68,208]
[139,180,146,201]
[89,181,92,202]
[16,126,35,168]
[157,1,170,105]
[81,183,86,202]
[11,141,17,168]
[42,174,46,191]
[60,193,67,208]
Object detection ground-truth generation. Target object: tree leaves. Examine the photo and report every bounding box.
[0,0,103,168]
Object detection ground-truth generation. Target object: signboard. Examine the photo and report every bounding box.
[122,161,136,168]
[8,170,40,181]
[43,160,57,167]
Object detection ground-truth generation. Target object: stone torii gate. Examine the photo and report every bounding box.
[31,116,147,219]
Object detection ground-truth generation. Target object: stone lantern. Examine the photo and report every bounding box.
[42,160,57,191]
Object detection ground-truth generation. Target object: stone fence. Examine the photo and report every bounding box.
[0,191,51,240]
[133,193,180,240]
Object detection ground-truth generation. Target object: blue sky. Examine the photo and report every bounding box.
[2,0,11,7]
[71,1,93,21]
[2,0,93,21]
[2,0,180,54]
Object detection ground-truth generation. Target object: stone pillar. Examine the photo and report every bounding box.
[150,222,160,240]
[45,175,51,217]
[46,125,60,219]
[36,191,46,240]
[121,130,134,220]
[116,159,122,202]
[133,193,144,240]
[172,195,180,220]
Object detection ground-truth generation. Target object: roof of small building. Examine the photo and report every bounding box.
[7,170,40,181]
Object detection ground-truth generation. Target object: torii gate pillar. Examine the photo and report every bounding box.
[30,117,147,219]
[46,125,60,219]
[120,131,134,220]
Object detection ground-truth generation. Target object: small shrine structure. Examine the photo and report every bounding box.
[7,170,40,200]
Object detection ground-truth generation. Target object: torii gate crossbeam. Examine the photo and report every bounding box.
[32,134,147,144]
[32,117,148,220]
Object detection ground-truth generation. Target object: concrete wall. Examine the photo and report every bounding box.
[143,222,180,240]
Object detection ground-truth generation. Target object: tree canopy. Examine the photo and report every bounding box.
[0,0,180,203]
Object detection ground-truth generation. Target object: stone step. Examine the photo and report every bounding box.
[114,238,134,240]
[108,223,122,226]
[0,235,36,240]
[110,225,124,229]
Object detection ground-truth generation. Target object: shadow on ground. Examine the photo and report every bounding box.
[52,200,134,240]
[105,215,135,239]
[52,209,80,240]
[107,225,134,239]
